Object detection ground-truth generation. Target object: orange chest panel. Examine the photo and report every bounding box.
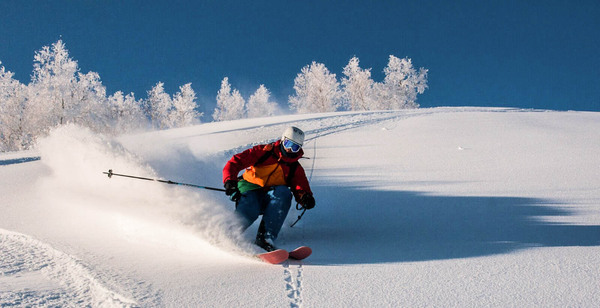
[242,163,287,187]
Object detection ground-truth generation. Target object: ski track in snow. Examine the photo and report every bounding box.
[226,107,503,156]
[0,229,138,307]
[283,261,304,308]
[222,109,428,159]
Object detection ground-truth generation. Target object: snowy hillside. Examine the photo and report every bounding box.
[1,107,599,307]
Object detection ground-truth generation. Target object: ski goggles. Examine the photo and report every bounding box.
[282,138,302,153]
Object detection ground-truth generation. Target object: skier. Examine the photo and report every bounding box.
[223,126,316,252]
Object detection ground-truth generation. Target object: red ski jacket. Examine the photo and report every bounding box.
[223,140,312,202]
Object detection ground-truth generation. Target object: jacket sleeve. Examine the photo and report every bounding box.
[222,145,266,183]
[290,164,313,202]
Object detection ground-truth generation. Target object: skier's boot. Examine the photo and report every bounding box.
[255,236,277,252]
[255,221,277,252]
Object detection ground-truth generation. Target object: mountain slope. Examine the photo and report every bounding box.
[1,107,599,307]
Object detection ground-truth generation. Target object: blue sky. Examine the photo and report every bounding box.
[1,0,599,115]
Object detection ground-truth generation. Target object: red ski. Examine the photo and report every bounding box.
[288,246,312,260]
[257,249,289,264]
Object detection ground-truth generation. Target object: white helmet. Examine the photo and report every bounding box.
[281,126,305,146]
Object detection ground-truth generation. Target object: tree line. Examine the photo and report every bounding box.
[1,40,427,152]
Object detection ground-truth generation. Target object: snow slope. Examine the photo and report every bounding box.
[1,107,599,307]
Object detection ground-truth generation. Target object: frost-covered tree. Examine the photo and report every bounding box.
[29,40,80,128]
[374,55,428,109]
[213,77,245,121]
[74,71,110,132]
[341,56,376,111]
[108,91,146,134]
[145,82,174,129]
[289,61,341,113]
[2,40,212,151]
[26,39,114,135]
[247,84,278,118]
[0,63,29,151]
[171,83,201,127]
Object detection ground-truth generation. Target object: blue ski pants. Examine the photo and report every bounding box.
[235,185,293,241]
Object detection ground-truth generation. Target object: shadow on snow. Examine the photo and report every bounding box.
[130,144,599,265]
[283,185,600,265]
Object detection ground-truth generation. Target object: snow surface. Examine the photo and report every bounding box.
[1,107,599,307]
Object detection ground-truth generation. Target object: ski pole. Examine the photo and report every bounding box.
[290,203,307,228]
[103,169,226,192]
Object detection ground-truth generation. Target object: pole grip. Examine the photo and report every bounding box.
[103,169,114,178]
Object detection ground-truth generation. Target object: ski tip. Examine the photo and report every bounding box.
[289,246,312,260]
[257,249,289,264]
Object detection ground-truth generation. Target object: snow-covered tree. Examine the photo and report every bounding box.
[247,84,278,118]
[3,40,216,151]
[341,56,376,111]
[374,55,428,109]
[145,82,173,129]
[213,77,245,121]
[0,63,29,151]
[25,39,115,136]
[289,61,341,113]
[171,83,201,127]
[108,91,146,134]
[74,71,110,132]
[29,40,80,128]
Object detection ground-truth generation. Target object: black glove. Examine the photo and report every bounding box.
[300,194,315,210]
[224,180,241,202]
